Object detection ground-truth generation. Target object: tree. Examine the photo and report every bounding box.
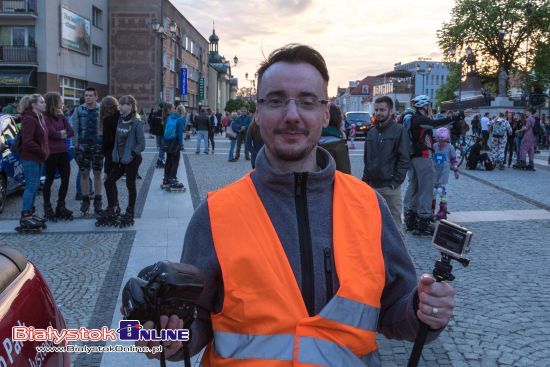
[437,0,550,79]
[435,63,461,107]
[224,99,248,112]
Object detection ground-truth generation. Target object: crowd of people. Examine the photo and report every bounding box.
[5,88,147,231]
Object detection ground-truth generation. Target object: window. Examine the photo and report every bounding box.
[92,6,103,29]
[362,85,369,94]
[92,45,102,66]
[170,55,175,71]
[60,77,86,109]
[190,40,194,54]
[185,36,189,50]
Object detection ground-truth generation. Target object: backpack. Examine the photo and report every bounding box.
[491,119,507,138]
[533,118,544,137]
[403,113,414,154]
[164,115,178,140]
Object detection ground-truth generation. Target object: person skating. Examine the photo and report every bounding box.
[432,128,459,220]
[98,95,145,227]
[42,92,75,221]
[403,95,460,236]
[161,103,186,192]
[16,94,49,232]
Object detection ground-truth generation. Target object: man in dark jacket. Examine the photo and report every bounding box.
[234,107,251,160]
[193,107,210,154]
[363,96,410,227]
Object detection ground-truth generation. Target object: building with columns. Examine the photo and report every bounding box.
[206,27,237,113]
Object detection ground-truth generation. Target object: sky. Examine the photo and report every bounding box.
[173,0,456,97]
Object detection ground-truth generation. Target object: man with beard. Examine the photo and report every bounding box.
[136,44,456,366]
[362,96,410,227]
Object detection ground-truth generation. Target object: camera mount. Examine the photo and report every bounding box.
[407,220,472,367]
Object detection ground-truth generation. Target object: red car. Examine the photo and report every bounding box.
[0,246,70,367]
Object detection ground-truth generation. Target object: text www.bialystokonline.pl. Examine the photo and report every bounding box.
[35,344,163,354]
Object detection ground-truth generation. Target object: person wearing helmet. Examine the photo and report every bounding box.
[432,127,459,220]
[403,95,461,235]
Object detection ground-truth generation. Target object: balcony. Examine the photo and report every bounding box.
[0,45,37,65]
[0,0,37,16]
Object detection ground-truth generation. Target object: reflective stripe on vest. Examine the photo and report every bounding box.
[205,171,384,366]
[213,332,381,367]
[319,295,379,332]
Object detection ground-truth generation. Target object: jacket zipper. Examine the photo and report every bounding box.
[295,172,315,316]
[323,247,334,303]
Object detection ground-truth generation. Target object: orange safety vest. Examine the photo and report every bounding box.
[204,171,385,367]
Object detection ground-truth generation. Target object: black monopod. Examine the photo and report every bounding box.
[407,220,473,367]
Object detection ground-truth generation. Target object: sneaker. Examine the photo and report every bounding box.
[204,151,209,154]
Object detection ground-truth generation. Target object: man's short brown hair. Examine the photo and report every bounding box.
[374,96,394,110]
[256,44,329,97]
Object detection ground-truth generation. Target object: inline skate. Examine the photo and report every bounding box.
[95,206,120,227]
[16,211,44,233]
[43,203,57,223]
[55,201,73,221]
[118,207,134,228]
[80,196,91,216]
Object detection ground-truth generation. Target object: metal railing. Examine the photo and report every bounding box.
[0,0,37,14]
[0,45,37,64]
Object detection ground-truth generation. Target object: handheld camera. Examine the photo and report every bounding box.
[432,219,472,266]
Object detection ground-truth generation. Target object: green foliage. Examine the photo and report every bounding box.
[436,63,461,106]
[531,41,550,88]
[224,99,248,112]
[437,0,550,79]
[224,99,257,113]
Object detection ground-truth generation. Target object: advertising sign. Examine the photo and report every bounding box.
[199,77,205,101]
[180,67,188,96]
[60,7,91,55]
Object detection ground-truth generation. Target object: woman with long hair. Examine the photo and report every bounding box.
[97,95,145,227]
[42,92,74,221]
[16,94,49,232]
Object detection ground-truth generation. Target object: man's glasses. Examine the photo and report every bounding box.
[257,97,328,111]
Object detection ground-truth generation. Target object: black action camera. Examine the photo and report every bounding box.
[121,261,204,326]
[432,219,472,263]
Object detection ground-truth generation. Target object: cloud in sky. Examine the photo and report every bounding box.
[173,0,455,96]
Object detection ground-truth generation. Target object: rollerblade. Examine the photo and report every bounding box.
[404,210,418,232]
[166,179,186,192]
[435,202,448,221]
[525,164,536,172]
[43,203,57,222]
[30,206,47,228]
[55,201,73,221]
[80,196,91,216]
[512,160,527,170]
[413,217,435,236]
[95,206,120,227]
[93,195,103,216]
[16,211,44,233]
[156,159,165,168]
[161,178,171,190]
[118,207,135,228]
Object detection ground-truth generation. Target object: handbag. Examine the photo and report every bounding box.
[226,129,237,139]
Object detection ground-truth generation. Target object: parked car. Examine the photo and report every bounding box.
[0,246,70,366]
[0,114,24,213]
[344,111,372,138]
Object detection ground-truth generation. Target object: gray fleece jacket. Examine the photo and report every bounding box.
[177,147,441,363]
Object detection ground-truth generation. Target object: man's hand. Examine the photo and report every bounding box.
[134,315,184,360]
[417,274,455,330]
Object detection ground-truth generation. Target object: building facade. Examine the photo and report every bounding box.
[206,28,237,113]
[109,0,209,112]
[0,0,108,110]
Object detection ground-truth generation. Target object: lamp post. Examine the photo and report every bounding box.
[245,72,257,101]
[151,17,178,103]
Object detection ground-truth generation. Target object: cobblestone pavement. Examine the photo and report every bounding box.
[0,144,157,220]
[184,137,550,366]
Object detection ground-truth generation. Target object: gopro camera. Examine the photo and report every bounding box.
[432,219,472,261]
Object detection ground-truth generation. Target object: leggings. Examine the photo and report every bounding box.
[43,152,71,206]
[104,155,142,210]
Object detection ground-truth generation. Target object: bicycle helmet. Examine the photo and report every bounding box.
[436,127,450,142]
[412,95,431,109]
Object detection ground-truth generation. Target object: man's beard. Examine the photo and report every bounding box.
[271,127,316,162]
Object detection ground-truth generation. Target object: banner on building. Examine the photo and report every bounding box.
[180,67,188,96]
[60,7,91,55]
[199,77,205,101]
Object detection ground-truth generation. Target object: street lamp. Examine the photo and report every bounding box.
[151,18,167,102]
[245,72,256,101]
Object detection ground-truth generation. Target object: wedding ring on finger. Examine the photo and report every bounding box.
[432,307,439,315]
